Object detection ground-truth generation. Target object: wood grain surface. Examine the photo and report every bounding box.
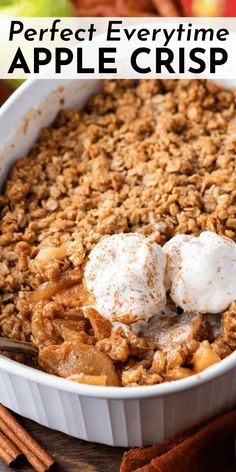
[0,413,125,472]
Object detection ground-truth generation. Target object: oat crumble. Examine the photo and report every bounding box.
[0,79,236,386]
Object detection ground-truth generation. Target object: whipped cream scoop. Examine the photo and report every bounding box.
[164,231,236,314]
[84,233,166,324]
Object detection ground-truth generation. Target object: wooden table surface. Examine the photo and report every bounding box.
[0,413,125,472]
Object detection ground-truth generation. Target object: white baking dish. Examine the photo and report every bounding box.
[0,77,235,447]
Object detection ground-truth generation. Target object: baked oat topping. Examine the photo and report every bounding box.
[0,79,236,386]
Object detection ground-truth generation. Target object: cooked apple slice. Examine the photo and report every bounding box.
[39,341,120,386]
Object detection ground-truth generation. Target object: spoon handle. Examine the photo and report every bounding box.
[0,337,38,357]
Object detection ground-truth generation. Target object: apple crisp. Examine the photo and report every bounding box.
[0,79,236,386]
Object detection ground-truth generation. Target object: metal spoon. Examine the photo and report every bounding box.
[0,337,38,357]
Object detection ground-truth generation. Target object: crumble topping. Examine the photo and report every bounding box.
[0,79,236,386]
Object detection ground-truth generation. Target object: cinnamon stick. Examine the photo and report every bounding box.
[0,446,15,468]
[0,404,55,472]
[0,432,22,467]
